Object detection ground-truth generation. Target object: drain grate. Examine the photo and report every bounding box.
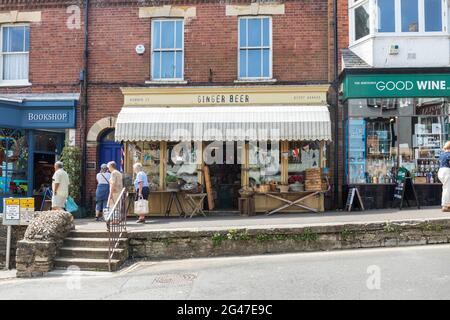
[153,273,197,287]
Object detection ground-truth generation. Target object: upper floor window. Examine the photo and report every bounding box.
[351,0,445,43]
[238,17,272,80]
[0,25,29,83]
[151,20,183,81]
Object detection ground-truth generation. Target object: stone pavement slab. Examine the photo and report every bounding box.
[0,270,16,280]
[74,207,450,232]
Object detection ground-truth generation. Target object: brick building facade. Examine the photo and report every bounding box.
[0,0,346,213]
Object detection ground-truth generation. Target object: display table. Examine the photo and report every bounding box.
[254,191,325,214]
[183,193,207,218]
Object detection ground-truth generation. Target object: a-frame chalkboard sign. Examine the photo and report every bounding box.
[392,168,420,210]
[345,187,365,212]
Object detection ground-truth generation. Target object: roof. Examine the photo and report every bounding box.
[0,93,80,103]
[115,105,332,142]
[341,49,372,69]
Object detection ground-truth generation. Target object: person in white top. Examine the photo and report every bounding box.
[95,163,111,221]
[52,161,70,210]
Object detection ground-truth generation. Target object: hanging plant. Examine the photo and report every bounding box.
[60,144,82,201]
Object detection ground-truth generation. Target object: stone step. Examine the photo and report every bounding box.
[68,230,126,238]
[58,247,127,260]
[63,237,128,248]
[54,257,122,272]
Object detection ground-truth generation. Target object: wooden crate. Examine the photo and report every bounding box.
[305,168,322,180]
[305,179,327,191]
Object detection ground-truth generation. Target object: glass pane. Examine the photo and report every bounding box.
[167,142,199,185]
[401,0,419,32]
[239,19,247,47]
[24,27,29,51]
[9,26,25,52]
[355,3,370,40]
[35,132,58,152]
[161,51,175,78]
[247,49,262,78]
[3,53,28,80]
[239,50,247,78]
[2,27,8,51]
[0,128,28,195]
[175,20,183,49]
[249,141,281,186]
[425,0,442,31]
[248,18,262,47]
[161,21,175,49]
[262,18,270,46]
[152,21,161,49]
[175,51,182,78]
[152,52,161,79]
[262,49,270,77]
[377,0,395,32]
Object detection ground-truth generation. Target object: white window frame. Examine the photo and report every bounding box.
[237,16,273,81]
[150,19,184,82]
[0,24,31,86]
[350,0,448,44]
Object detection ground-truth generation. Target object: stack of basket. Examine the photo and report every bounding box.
[305,168,326,191]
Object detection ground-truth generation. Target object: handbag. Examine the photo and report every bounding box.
[134,196,149,215]
[65,196,79,213]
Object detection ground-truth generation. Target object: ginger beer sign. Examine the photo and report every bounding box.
[343,74,450,99]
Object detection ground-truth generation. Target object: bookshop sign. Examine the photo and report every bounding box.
[343,74,450,99]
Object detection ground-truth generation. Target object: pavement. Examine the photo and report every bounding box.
[1,244,450,299]
[74,206,450,232]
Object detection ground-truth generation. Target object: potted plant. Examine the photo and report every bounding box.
[288,175,304,192]
[166,175,179,191]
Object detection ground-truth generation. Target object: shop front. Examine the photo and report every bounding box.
[0,94,78,211]
[116,85,331,215]
[342,72,450,209]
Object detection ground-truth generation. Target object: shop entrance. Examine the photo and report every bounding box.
[99,129,122,170]
[205,142,242,210]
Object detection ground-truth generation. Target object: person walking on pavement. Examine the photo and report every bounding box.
[106,161,123,231]
[52,161,70,210]
[438,141,450,212]
[133,162,150,224]
[95,163,110,221]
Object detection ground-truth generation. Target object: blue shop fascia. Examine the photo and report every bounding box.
[0,93,79,210]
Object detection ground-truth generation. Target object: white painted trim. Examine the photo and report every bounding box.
[0,80,31,87]
[0,24,30,83]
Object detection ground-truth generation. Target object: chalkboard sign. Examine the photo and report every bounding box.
[345,187,365,212]
[392,168,420,210]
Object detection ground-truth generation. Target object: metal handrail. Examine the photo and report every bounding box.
[106,187,128,272]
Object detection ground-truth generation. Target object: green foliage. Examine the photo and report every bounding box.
[166,175,178,183]
[340,228,355,241]
[60,144,82,201]
[384,222,401,233]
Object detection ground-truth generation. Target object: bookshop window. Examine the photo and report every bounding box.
[128,142,161,187]
[288,141,321,184]
[249,141,281,186]
[0,128,28,195]
[167,142,199,184]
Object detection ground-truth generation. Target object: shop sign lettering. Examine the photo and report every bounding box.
[344,74,450,99]
[197,94,250,104]
[27,112,69,122]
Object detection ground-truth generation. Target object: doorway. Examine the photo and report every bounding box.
[99,129,122,169]
[206,142,242,210]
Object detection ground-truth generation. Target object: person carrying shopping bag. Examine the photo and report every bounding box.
[95,163,110,221]
[438,141,450,212]
[133,162,150,223]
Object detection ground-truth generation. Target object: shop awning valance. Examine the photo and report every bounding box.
[115,105,331,142]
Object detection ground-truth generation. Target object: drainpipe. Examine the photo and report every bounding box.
[81,0,89,211]
[333,0,341,208]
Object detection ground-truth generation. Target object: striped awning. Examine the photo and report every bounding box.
[115,105,331,142]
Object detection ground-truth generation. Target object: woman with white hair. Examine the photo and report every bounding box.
[133,162,150,223]
[107,161,123,208]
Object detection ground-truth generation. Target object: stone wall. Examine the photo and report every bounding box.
[16,211,74,278]
[0,218,27,269]
[128,219,450,261]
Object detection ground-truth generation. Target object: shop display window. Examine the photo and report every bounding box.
[346,97,450,185]
[287,141,321,184]
[249,141,281,186]
[128,142,161,188]
[0,128,28,195]
[167,142,199,184]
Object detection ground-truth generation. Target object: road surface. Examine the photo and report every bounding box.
[1,245,450,300]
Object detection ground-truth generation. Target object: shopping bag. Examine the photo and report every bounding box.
[65,196,79,213]
[134,197,149,215]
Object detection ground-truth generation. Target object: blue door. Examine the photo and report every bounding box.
[99,129,122,170]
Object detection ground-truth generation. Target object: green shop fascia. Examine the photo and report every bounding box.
[341,71,450,209]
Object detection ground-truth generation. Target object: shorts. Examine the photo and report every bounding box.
[52,195,67,209]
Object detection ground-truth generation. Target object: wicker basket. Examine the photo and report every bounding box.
[305,179,327,191]
[305,168,322,180]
